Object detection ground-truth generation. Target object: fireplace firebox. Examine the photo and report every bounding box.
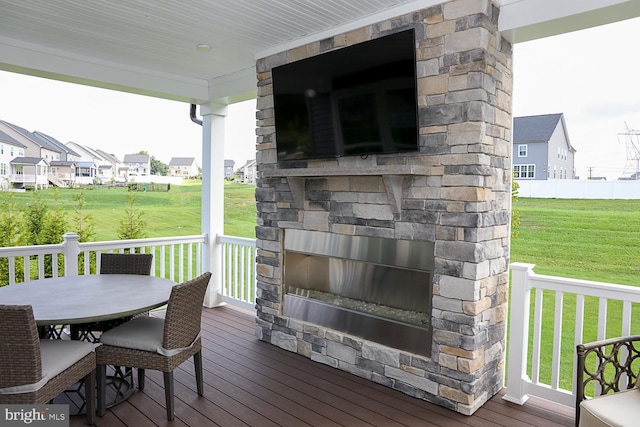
[282,229,434,357]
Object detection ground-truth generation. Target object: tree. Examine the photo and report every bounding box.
[117,192,148,240]
[150,157,168,176]
[72,190,95,243]
[24,190,48,246]
[0,191,26,286]
[511,176,521,239]
[72,190,96,273]
[39,189,68,278]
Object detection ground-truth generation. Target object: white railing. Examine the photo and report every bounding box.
[505,262,640,408]
[218,235,256,311]
[0,232,257,311]
[0,232,207,285]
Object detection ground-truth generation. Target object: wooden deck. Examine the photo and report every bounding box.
[72,305,575,426]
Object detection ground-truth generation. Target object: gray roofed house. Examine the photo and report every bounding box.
[32,131,81,160]
[512,113,576,180]
[0,129,26,148]
[10,156,49,189]
[224,159,235,179]
[169,157,199,178]
[49,160,77,187]
[0,120,62,162]
[122,154,150,177]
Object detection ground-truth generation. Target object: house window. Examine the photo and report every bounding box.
[0,144,3,154]
[518,145,527,157]
[15,165,23,175]
[0,163,6,175]
[18,149,24,156]
[514,164,535,179]
[10,147,14,156]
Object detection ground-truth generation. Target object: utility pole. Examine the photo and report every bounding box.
[587,166,595,180]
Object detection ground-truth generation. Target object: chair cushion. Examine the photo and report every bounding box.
[580,389,640,427]
[0,340,94,395]
[99,316,197,357]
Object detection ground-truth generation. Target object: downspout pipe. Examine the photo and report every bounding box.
[190,104,203,126]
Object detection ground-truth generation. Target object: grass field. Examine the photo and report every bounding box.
[510,198,640,286]
[510,198,640,391]
[5,180,256,241]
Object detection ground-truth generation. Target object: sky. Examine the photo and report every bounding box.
[1,15,639,179]
[511,16,640,180]
[0,72,257,170]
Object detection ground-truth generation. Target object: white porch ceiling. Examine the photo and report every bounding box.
[1,0,638,104]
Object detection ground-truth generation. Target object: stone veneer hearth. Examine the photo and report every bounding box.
[253,0,513,415]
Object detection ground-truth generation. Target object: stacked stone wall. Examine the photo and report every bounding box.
[254,0,513,415]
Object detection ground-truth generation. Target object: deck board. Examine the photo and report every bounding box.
[71,305,575,426]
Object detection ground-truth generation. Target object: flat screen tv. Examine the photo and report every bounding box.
[272,29,418,162]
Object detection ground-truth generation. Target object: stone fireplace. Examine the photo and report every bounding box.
[254,0,512,415]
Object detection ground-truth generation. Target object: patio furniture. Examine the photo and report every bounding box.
[96,271,211,421]
[0,305,96,425]
[0,273,176,410]
[575,335,640,427]
[0,274,174,327]
[74,253,154,342]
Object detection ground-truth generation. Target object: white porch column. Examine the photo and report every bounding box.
[200,101,228,307]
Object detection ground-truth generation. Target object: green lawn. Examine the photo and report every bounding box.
[510,198,640,391]
[510,198,640,286]
[6,180,256,241]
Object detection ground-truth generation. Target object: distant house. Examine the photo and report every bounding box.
[513,113,576,180]
[169,157,199,178]
[49,160,77,187]
[32,131,80,161]
[10,157,49,189]
[95,149,123,182]
[224,159,235,179]
[241,159,256,184]
[0,129,26,189]
[0,120,61,162]
[122,154,150,178]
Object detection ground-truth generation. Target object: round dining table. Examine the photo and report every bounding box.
[0,273,177,414]
[0,274,176,326]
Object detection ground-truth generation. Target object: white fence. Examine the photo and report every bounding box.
[516,179,640,199]
[0,233,257,311]
[505,262,640,408]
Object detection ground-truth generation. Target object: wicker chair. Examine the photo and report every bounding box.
[0,305,96,425]
[96,271,211,420]
[73,253,153,342]
[575,336,640,427]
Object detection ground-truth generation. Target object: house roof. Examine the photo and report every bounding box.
[169,157,196,166]
[32,131,80,156]
[1,120,61,152]
[50,160,75,166]
[76,161,96,167]
[0,2,633,104]
[513,113,564,143]
[95,149,120,164]
[123,154,150,163]
[224,160,235,167]
[0,129,25,147]
[10,156,47,165]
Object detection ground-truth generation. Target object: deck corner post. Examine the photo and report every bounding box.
[504,262,536,405]
[63,232,80,276]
